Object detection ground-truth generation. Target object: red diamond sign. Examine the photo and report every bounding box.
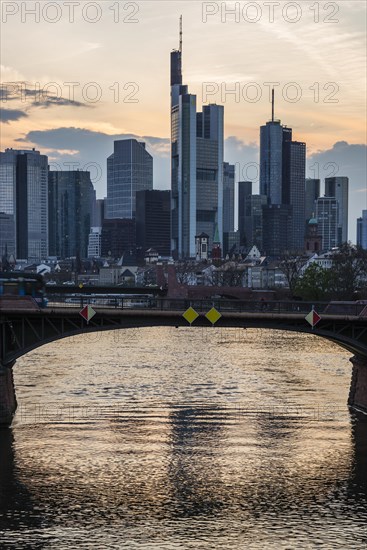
[79,305,96,324]
[305,309,321,328]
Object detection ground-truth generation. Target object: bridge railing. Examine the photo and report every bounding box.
[45,294,367,317]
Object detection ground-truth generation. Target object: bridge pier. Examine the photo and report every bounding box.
[0,362,17,427]
[349,356,367,415]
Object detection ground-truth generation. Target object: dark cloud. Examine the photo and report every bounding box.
[0,108,28,124]
[18,127,366,242]
[35,97,87,109]
[0,83,88,109]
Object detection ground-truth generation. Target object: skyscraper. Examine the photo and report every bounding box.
[136,190,171,256]
[245,194,267,251]
[305,178,320,222]
[262,204,292,256]
[259,91,306,254]
[357,211,367,250]
[101,219,136,259]
[0,148,48,260]
[223,162,235,233]
[325,176,349,244]
[196,104,224,243]
[48,170,95,259]
[315,197,338,251]
[283,140,306,251]
[238,180,252,245]
[260,120,290,205]
[170,19,224,258]
[106,139,153,220]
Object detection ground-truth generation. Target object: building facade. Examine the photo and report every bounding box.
[262,204,292,256]
[283,140,306,251]
[245,194,267,251]
[238,180,252,245]
[136,190,171,256]
[87,227,102,258]
[101,218,136,259]
[315,197,338,251]
[48,170,95,259]
[106,139,153,220]
[259,101,306,255]
[0,148,48,260]
[325,176,349,244]
[223,162,235,233]
[357,210,367,250]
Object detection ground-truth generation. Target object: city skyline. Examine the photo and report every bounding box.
[1,1,366,241]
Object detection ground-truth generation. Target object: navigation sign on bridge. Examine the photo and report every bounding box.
[205,307,222,326]
[79,305,96,324]
[182,307,199,326]
[305,309,321,328]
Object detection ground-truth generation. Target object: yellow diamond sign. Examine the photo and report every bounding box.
[206,307,222,325]
[182,307,199,325]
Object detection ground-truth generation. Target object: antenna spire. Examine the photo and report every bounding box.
[179,15,182,53]
[272,88,275,122]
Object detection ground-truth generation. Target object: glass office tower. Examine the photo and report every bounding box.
[0,148,48,260]
[106,139,153,220]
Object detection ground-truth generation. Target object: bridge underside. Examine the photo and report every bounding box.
[1,308,367,425]
[1,309,367,365]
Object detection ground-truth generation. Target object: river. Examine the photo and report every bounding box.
[0,327,366,549]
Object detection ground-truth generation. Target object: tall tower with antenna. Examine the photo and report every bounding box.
[260,88,306,253]
[170,17,197,258]
[170,17,224,259]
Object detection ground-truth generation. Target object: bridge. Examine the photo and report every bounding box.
[1,295,367,426]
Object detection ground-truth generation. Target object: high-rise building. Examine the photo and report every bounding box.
[93,198,105,227]
[245,194,267,251]
[106,139,153,220]
[223,162,235,233]
[48,170,95,259]
[283,140,306,251]
[259,91,306,254]
[305,178,320,222]
[170,19,224,258]
[101,218,136,259]
[325,177,349,244]
[0,148,48,260]
[238,180,252,245]
[0,213,15,257]
[88,227,102,258]
[260,120,291,205]
[0,149,16,255]
[357,211,367,250]
[223,231,241,257]
[262,204,292,256]
[136,190,171,256]
[315,197,338,251]
[196,104,224,243]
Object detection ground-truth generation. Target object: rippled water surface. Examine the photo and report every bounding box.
[1,327,366,549]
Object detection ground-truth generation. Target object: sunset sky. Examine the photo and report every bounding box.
[1,0,366,240]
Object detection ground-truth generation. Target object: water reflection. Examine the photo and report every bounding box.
[0,408,366,548]
[168,406,226,517]
[1,329,366,548]
[349,414,367,498]
[0,429,42,537]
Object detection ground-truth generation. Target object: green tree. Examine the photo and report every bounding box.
[329,243,367,299]
[278,254,306,294]
[294,263,332,301]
